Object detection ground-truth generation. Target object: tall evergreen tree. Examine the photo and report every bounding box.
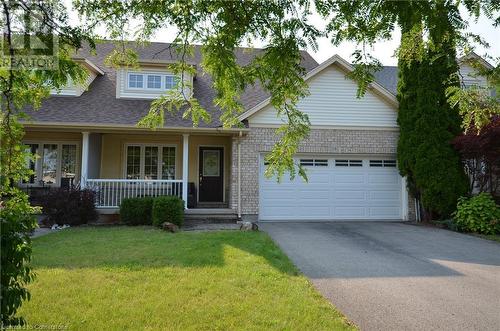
[397,1,468,219]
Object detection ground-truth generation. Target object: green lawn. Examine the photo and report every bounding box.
[473,233,500,243]
[19,227,355,330]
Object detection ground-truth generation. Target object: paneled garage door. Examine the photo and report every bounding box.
[259,157,404,221]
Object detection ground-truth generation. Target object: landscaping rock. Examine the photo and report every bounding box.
[239,222,259,231]
[162,222,179,233]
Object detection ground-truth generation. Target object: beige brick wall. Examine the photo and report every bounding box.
[231,127,415,220]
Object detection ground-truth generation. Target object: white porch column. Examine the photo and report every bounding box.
[80,131,90,187]
[182,134,189,209]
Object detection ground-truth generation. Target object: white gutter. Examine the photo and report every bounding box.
[23,121,250,135]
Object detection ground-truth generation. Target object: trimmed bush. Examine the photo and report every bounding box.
[453,193,500,235]
[40,187,98,226]
[152,196,184,227]
[120,197,154,225]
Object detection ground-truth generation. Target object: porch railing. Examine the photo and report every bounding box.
[86,179,183,208]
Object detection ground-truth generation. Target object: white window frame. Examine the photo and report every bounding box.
[123,143,177,180]
[146,74,162,89]
[126,71,179,92]
[165,75,178,90]
[299,159,328,167]
[127,73,145,89]
[21,141,80,187]
[369,159,397,168]
[335,159,363,167]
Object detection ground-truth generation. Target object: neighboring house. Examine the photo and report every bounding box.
[21,42,490,222]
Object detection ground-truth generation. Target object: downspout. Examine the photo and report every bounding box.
[415,198,421,222]
[237,130,242,220]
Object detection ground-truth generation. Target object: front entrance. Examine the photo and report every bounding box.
[198,147,224,202]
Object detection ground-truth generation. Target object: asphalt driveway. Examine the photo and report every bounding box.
[260,221,500,331]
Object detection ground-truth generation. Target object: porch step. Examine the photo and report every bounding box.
[195,202,229,209]
[185,208,236,215]
[184,208,238,225]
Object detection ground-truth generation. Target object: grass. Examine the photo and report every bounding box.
[19,227,355,330]
[472,233,500,243]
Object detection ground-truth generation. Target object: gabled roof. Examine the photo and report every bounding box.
[73,57,104,76]
[238,54,399,121]
[458,51,495,70]
[23,41,318,129]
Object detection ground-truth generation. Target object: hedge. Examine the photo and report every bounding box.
[152,196,184,227]
[120,197,154,225]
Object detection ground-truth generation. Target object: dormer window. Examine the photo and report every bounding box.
[147,75,162,89]
[119,68,189,99]
[128,74,144,88]
[127,72,179,91]
[165,75,178,89]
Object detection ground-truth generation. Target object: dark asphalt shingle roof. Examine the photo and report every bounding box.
[24,41,319,128]
[374,66,398,95]
[24,41,401,127]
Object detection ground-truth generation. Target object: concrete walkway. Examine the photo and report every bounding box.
[261,221,500,331]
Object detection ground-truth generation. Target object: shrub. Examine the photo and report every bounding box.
[453,193,500,235]
[452,116,500,199]
[152,196,184,227]
[119,197,154,225]
[39,187,98,226]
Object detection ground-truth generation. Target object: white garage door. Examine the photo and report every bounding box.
[259,157,404,221]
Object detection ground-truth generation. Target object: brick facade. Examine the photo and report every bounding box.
[231,127,416,221]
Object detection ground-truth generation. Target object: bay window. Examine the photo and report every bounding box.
[125,144,176,180]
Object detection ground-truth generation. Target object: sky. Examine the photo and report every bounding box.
[68,2,499,66]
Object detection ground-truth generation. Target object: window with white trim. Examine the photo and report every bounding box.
[147,75,162,89]
[128,74,144,88]
[335,159,363,167]
[22,142,79,186]
[127,72,179,91]
[369,160,397,167]
[300,159,328,167]
[125,145,176,180]
[165,75,179,89]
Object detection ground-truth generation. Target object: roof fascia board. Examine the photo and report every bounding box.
[458,52,494,70]
[73,57,104,75]
[22,121,249,135]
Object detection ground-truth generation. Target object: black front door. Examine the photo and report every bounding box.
[198,147,224,202]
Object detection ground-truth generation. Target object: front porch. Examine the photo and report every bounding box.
[23,128,240,213]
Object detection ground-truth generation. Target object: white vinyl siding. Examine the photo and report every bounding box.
[117,67,192,100]
[459,63,488,88]
[248,64,397,127]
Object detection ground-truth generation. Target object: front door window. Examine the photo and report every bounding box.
[202,150,220,177]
